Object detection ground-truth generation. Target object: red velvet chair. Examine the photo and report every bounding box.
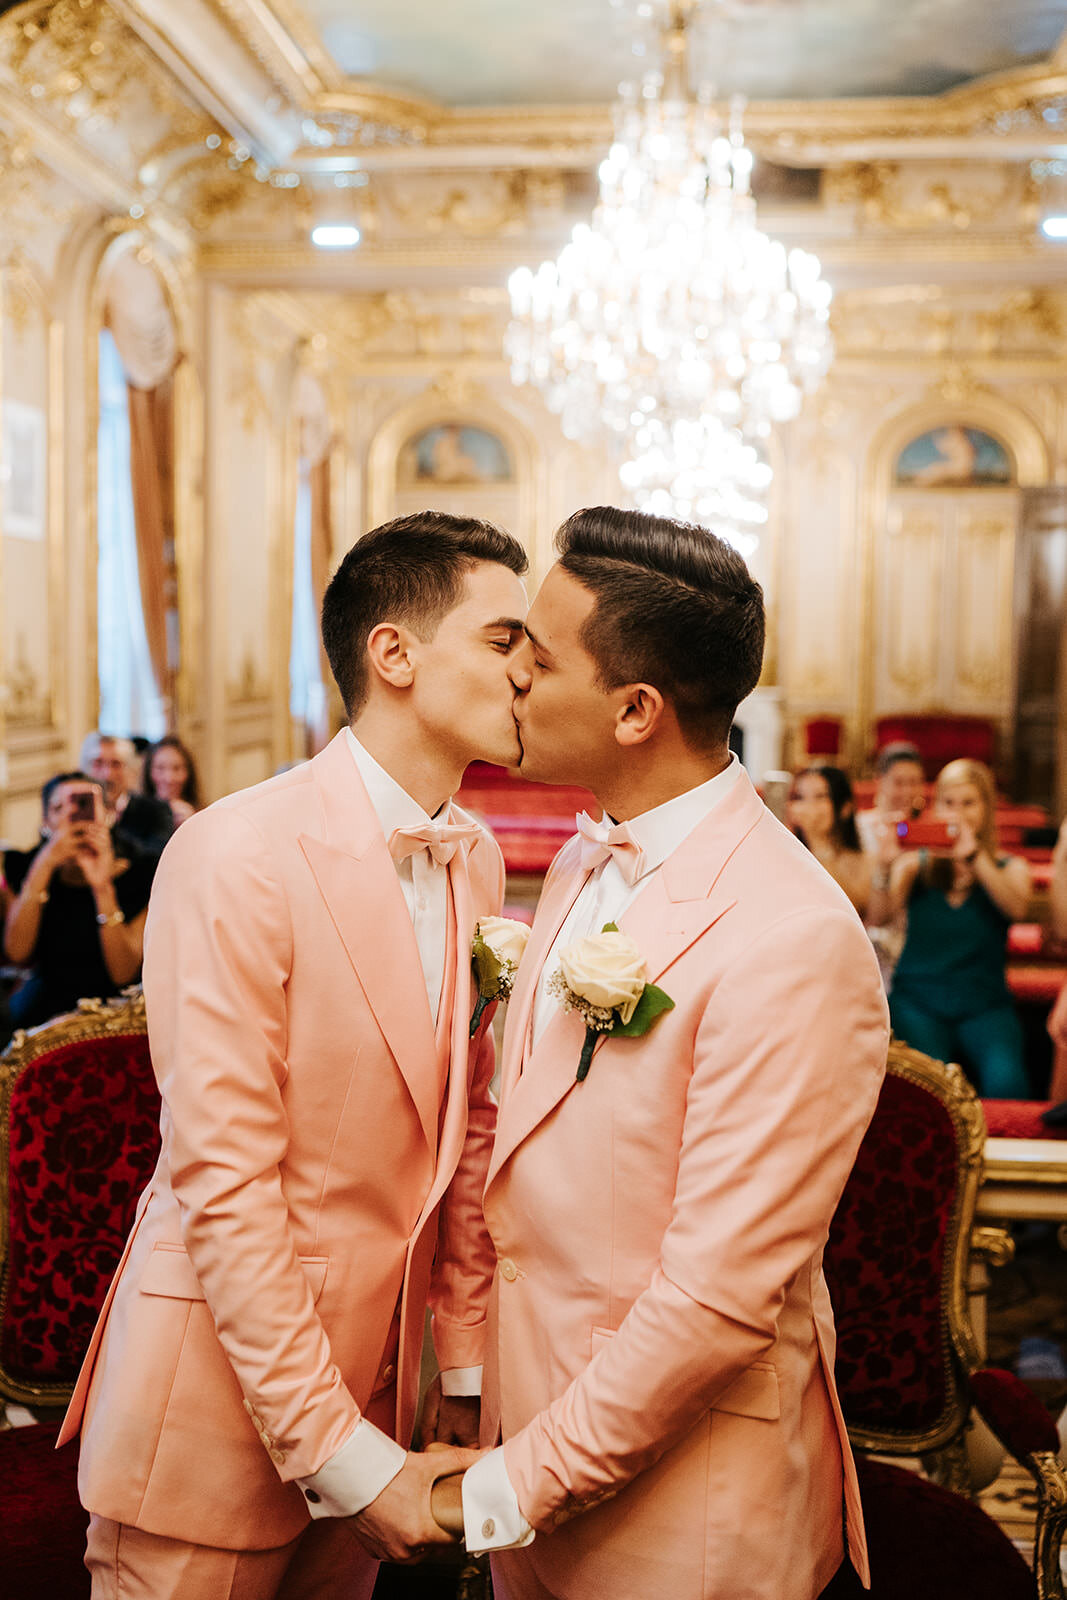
[803,716,843,760]
[0,990,161,1599]
[822,1039,1066,1600]
[0,989,160,1406]
[874,714,997,780]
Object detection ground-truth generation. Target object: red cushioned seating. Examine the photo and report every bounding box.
[0,994,160,1403]
[823,1039,1062,1596]
[874,715,997,780]
[819,1457,1035,1600]
[1006,965,1066,1005]
[0,1419,90,1598]
[1008,923,1047,958]
[804,716,842,758]
[981,1099,1067,1140]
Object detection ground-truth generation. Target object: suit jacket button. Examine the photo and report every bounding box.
[381,1363,395,1382]
[270,1447,286,1465]
[482,1519,496,1539]
[499,1258,518,1282]
[242,1399,254,1416]
[305,1488,321,1503]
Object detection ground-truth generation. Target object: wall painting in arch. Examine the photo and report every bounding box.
[397,423,513,487]
[893,426,1013,488]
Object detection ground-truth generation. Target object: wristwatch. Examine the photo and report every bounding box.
[95,908,125,927]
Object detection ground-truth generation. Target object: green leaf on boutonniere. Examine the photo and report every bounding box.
[611,982,675,1037]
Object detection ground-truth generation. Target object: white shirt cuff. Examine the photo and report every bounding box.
[462,1447,535,1554]
[296,1419,406,1520]
[440,1365,482,1397]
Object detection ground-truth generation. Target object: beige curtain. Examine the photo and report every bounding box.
[296,373,333,755]
[102,252,179,725]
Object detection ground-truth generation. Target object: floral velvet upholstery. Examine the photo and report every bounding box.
[1,1029,160,1392]
[825,1071,959,1437]
[0,1418,90,1600]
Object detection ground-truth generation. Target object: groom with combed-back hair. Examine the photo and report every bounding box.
[454,506,889,1600]
[59,511,529,1599]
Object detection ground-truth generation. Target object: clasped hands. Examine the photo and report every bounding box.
[345,1378,484,1564]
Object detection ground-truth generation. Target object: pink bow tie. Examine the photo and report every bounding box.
[389,818,481,868]
[575,811,646,886]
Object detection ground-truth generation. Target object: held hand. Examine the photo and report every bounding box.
[873,818,903,871]
[344,1445,481,1564]
[951,819,978,863]
[418,1375,481,1449]
[76,823,116,889]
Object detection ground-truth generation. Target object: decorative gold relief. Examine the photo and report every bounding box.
[3,634,49,728]
[825,160,1039,232]
[228,649,271,706]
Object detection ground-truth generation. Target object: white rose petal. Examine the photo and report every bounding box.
[558,931,648,1025]
[477,916,531,969]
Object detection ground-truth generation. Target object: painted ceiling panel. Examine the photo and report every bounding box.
[301,0,1067,105]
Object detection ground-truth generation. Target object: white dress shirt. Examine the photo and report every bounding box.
[463,755,742,1555]
[297,730,479,1523]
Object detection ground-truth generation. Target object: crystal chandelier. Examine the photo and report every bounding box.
[506,0,833,553]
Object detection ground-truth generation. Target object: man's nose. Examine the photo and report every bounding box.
[508,642,533,694]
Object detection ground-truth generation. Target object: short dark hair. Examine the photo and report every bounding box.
[321,511,529,717]
[555,506,765,749]
[876,741,924,777]
[42,771,97,811]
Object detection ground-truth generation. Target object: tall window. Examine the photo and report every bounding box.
[97,327,165,739]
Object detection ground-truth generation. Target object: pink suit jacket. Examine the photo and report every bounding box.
[482,772,890,1600]
[59,731,501,1551]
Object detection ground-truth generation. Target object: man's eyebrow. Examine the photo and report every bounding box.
[483,616,526,633]
[523,624,554,661]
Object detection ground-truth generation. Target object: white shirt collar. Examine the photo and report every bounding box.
[614,755,742,882]
[345,727,434,839]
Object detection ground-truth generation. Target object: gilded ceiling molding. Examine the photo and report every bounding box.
[201,0,336,101]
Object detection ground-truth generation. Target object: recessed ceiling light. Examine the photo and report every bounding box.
[1040,215,1067,239]
[311,224,361,250]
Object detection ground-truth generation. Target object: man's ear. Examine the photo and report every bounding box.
[614,684,665,748]
[365,621,416,691]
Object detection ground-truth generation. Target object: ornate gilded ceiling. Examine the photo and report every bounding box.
[301,0,1067,106]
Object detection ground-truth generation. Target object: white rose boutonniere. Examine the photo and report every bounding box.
[549,922,675,1081]
[470,916,531,1036]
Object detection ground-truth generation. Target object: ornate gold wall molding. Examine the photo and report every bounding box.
[824,160,1040,232]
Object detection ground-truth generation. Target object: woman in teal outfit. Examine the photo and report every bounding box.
[874,758,1032,1098]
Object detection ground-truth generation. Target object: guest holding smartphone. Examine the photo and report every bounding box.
[872,757,1031,1096]
[3,771,155,1029]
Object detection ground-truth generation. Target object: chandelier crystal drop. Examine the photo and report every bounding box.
[505,2,833,553]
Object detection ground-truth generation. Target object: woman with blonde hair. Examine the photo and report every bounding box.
[873,757,1031,1096]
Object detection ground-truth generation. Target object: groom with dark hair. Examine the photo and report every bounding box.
[457,505,888,1600]
[61,511,529,1600]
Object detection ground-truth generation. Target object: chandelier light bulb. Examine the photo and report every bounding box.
[505,5,834,552]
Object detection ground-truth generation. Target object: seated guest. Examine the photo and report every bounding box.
[855,743,927,989]
[142,734,202,827]
[79,731,174,858]
[3,772,155,1029]
[855,741,926,852]
[788,764,892,920]
[875,757,1031,1098]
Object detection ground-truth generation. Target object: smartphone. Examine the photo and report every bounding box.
[895,817,957,851]
[68,787,101,824]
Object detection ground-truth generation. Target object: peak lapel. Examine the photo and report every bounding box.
[300,733,438,1154]
[486,772,768,1191]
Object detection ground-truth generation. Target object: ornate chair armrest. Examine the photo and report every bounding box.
[971,1225,1016,1268]
[970,1368,1066,1600]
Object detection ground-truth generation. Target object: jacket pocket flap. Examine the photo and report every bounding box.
[139,1245,329,1303]
[711,1362,780,1421]
[591,1327,780,1422]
